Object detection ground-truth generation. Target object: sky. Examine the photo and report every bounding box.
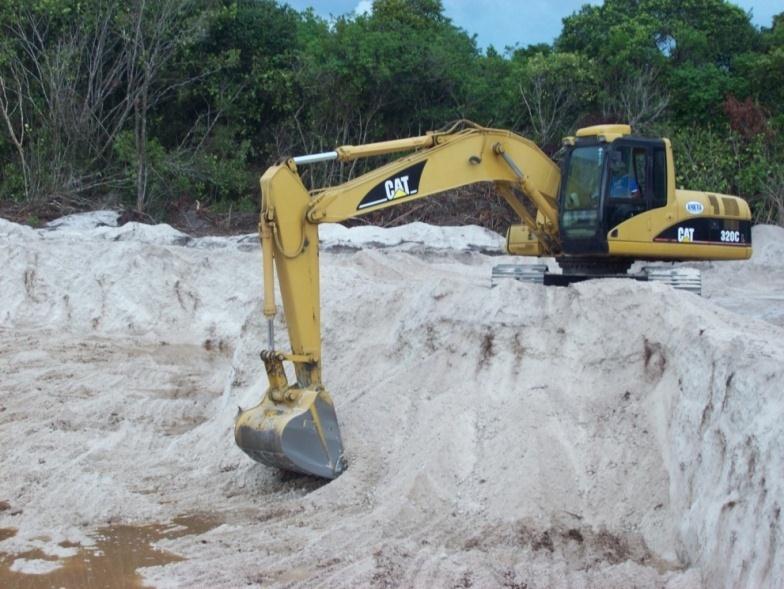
[282,0,781,50]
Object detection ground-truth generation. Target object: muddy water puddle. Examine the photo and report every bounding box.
[0,528,17,542]
[0,514,220,588]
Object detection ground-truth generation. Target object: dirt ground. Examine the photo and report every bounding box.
[1,215,783,588]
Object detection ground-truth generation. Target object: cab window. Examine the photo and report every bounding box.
[563,146,604,210]
[605,144,648,230]
[608,146,645,200]
[652,147,667,207]
[560,145,605,240]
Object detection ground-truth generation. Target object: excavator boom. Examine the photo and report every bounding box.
[235,122,561,478]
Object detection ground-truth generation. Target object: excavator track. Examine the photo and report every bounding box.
[491,263,702,295]
[642,266,702,295]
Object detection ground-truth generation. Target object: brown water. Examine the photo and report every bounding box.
[0,514,220,589]
[0,528,17,542]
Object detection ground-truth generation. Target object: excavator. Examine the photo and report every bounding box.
[234,121,751,479]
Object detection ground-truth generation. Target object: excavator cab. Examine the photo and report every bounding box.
[558,125,669,259]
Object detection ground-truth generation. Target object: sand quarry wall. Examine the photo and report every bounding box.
[0,215,783,587]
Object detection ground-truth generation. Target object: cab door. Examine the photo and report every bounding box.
[558,142,609,255]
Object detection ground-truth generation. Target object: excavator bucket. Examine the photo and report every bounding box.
[234,388,344,479]
[234,353,345,479]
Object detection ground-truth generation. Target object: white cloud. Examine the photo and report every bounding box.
[354,0,372,16]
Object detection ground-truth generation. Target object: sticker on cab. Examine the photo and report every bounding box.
[685,201,704,215]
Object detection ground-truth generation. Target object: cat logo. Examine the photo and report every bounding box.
[357,161,427,210]
[677,227,695,243]
[385,176,414,200]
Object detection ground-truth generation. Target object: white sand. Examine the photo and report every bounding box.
[9,557,63,575]
[1,215,783,588]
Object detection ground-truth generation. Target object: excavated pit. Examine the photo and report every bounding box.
[1,214,783,588]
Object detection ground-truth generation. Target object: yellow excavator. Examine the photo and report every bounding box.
[234,121,751,479]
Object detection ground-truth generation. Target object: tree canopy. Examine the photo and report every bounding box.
[0,0,782,226]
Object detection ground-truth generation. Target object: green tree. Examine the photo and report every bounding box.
[289,0,480,186]
[559,0,757,68]
[557,0,760,125]
[732,12,784,121]
[512,51,598,148]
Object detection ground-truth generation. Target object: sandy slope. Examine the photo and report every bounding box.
[1,214,783,588]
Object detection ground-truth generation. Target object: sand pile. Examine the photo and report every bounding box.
[1,215,783,588]
[699,224,784,326]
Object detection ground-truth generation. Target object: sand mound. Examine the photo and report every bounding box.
[749,224,784,266]
[699,224,784,326]
[1,217,783,588]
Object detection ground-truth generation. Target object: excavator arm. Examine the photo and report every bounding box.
[235,122,561,479]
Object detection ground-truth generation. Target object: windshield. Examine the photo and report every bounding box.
[560,145,605,241]
[563,146,604,210]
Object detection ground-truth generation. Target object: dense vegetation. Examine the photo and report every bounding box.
[0,0,782,228]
